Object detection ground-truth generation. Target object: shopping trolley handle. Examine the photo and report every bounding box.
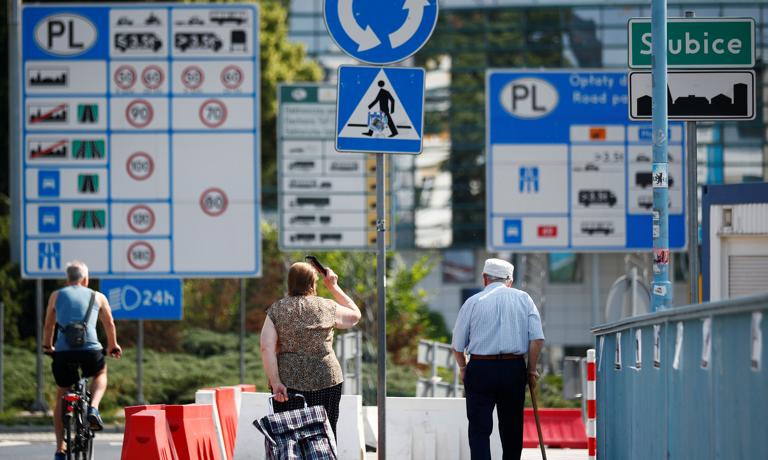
[267,392,307,411]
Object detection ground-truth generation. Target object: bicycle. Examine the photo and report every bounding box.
[62,377,95,460]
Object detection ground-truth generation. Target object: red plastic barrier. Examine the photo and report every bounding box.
[165,404,223,460]
[234,384,256,392]
[121,410,179,460]
[522,408,587,449]
[214,387,238,460]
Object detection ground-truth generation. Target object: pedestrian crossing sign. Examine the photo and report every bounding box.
[336,65,425,154]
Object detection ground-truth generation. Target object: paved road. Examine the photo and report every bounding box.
[0,434,587,459]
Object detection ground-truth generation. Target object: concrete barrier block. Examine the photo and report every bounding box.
[195,389,228,460]
[232,392,271,460]
[385,397,502,460]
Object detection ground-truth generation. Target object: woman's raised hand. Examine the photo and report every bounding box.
[323,268,339,289]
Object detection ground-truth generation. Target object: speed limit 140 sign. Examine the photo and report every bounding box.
[19,3,262,279]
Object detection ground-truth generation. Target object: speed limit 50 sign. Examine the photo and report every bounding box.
[20,3,262,278]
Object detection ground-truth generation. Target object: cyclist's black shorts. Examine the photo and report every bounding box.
[51,350,106,388]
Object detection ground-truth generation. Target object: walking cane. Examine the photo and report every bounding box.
[529,377,548,460]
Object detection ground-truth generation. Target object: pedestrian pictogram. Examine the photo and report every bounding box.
[323,0,439,65]
[181,65,204,90]
[127,205,155,234]
[125,99,154,127]
[38,170,60,197]
[141,65,164,90]
[78,173,99,193]
[127,241,155,270]
[77,103,98,123]
[38,242,61,270]
[221,65,243,90]
[126,152,154,181]
[73,209,105,229]
[199,99,227,128]
[39,206,61,233]
[336,66,425,154]
[73,139,105,159]
[200,187,228,216]
[114,64,137,90]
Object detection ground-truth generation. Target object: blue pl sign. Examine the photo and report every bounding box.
[100,279,182,320]
[486,70,687,252]
[324,0,438,64]
[336,65,425,154]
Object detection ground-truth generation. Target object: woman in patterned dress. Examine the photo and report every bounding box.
[260,261,361,438]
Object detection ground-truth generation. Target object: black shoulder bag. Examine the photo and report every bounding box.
[58,292,96,348]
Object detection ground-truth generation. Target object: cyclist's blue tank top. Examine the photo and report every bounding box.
[55,285,102,352]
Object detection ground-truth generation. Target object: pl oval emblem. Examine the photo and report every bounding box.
[500,78,558,119]
[35,14,97,57]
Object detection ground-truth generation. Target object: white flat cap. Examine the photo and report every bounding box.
[483,258,514,279]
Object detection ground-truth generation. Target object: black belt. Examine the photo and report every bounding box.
[471,353,524,360]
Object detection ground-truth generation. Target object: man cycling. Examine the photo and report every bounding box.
[42,261,122,460]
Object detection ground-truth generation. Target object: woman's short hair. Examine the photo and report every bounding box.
[287,262,318,296]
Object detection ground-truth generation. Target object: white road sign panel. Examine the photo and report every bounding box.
[278,84,393,250]
[21,3,261,278]
[628,70,756,121]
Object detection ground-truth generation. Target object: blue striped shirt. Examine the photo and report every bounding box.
[451,283,545,355]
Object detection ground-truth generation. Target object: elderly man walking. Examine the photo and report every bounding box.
[452,258,545,460]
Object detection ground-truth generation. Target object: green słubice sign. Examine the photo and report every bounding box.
[629,18,754,68]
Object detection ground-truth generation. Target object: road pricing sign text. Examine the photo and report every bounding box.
[21,4,261,278]
[323,0,438,65]
[486,70,686,252]
[100,278,182,320]
[278,84,394,250]
[628,18,755,69]
[336,65,425,154]
[629,70,755,121]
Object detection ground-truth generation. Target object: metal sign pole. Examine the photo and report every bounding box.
[684,11,700,305]
[240,278,246,384]
[32,280,48,412]
[651,0,672,311]
[375,153,387,459]
[137,320,145,404]
[686,121,699,304]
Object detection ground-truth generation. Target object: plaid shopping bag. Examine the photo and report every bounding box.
[253,394,338,460]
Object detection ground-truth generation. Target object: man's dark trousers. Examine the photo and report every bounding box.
[464,358,527,460]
